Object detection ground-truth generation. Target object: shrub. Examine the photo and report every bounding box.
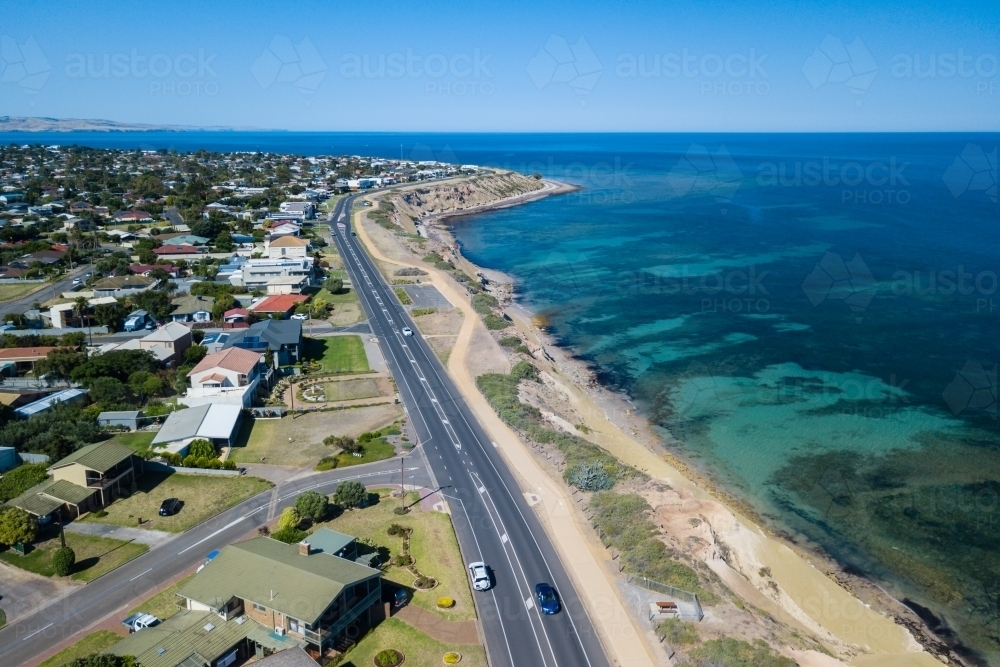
[295,490,329,523]
[393,288,412,305]
[374,649,402,667]
[333,480,367,508]
[0,507,38,546]
[443,652,462,664]
[387,523,410,537]
[277,506,301,531]
[391,554,413,567]
[315,456,336,471]
[658,618,699,647]
[271,526,308,544]
[498,336,522,348]
[436,596,455,608]
[471,293,498,315]
[92,509,108,518]
[410,308,436,316]
[392,506,410,515]
[53,546,76,576]
[687,638,797,667]
[413,575,436,589]
[187,439,215,459]
[566,462,615,492]
[483,314,510,330]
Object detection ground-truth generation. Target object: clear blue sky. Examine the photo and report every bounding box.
[0,0,997,131]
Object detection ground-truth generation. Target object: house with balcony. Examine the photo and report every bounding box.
[223,319,302,366]
[230,257,314,290]
[6,440,142,521]
[169,536,383,663]
[265,235,310,260]
[180,347,266,408]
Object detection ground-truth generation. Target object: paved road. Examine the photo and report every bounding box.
[330,197,610,667]
[0,266,89,318]
[0,457,431,666]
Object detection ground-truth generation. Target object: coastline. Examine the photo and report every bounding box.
[419,179,955,667]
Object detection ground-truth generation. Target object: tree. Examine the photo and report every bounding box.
[66,654,138,667]
[87,376,127,405]
[310,298,329,319]
[323,277,343,294]
[214,230,234,252]
[277,506,301,531]
[74,296,90,329]
[187,438,215,458]
[72,349,158,384]
[184,345,207,364]
[129,290,171,319]
[93,302,126,331]
[37,347,87,379]
[128,370,163,401]
[53,546,76,576]
[0,507,39,546]
[333,480,367,509]
[295,490,329,523]
[211,293,236,321]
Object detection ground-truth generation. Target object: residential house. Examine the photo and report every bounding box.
[154,244,202,256]
[139,321,192,362]
[6,440,142,520]
[173,536,382,660]
[181,347,265,408]
[92,275,159,298]
[10,249,65,268]
[265,235,310,260]
[0,346,61,373]
[129,264,179,278]
[266,276,309,295]
[97,410,147,431]
[150,403,243,454]
[171,295,214,323]
[278,201,316,219]
[247,294,308,319]
[14,388,88,418]
[232,258,314,290]
[114,210,154,223]
[223,308,249,325]
[123,309,155,332]
[154,234,208,246]
[223,319,303,366]
[62,216,95,232]
[267,222,301,238]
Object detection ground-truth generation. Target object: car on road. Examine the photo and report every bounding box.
[72,278,82,285]
[535,583,560,614]
[468,561,491,591]
[290,313,309,321]
[158,497,181,516]
[402,327,413,336]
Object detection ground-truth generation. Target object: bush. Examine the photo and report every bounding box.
[0,506,38,546]
[498,336,522,348]
[333,480,367,508]
[277,506,301,531]
[92,509,108,518]
[658,618,699,647]
[436,596,455,608]
[387,523,410,537]
[53,546,76,576]
[186,439,215,459]
[392,506,410,515]
[471,293,498,316]
[687,638,798,667]
[0,463,49,503]
[410,308,436,316]
[443,652,462,664]
[271,526,308,544]
[315,456,336,471]
[566,461,615,492]
[374,649,402,667]
[413,575,436,589]
[393,288,412,305]
[391,554,413,567]
[483,313,510,330]
[295,490,329,522]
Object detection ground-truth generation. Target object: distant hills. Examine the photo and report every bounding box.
[0,116,263,132]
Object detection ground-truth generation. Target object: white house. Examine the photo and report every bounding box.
[230,257,314,289]
[265,235,309,260]
[181,347,265,408]
[150,403,243,455]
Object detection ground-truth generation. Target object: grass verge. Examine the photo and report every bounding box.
[37,630,122,667]
[303,335,370,374]
[128,573,194,620]
[0,533,147,581]
[342,618,486,667]
[110,431,156,454]
[81,473,272,533]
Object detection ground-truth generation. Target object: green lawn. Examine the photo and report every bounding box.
[128,573,194,621]
[313,489,477,622]
[324,378,381,401]
[37,630,122,667]
[341,618,486,667]
[0,281,46,302]
[0,533,147,581]
[303,335,370,374]
[110,431,156,454]
[331,438,395,469]
[81,473,273,532]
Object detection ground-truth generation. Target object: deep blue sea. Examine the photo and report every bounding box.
[9,131,1000,662]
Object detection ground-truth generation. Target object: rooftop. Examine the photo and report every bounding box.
[106,609,258,667]
[50,439,136,473]
[143,321,192,342]
[248,294,308,313]
[189,347,262,377]
[176,536,379,625]
[14,388,87,418]
[269,236,309,247]
[151,403,242,446]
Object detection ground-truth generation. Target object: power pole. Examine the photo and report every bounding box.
[399,455,405,499]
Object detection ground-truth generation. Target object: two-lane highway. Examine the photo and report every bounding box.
[330,196,610,667]
[0,458,431,666]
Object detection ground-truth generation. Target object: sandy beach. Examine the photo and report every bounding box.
[355,175,952,667]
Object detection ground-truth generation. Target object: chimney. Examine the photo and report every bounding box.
[298,541,311,556]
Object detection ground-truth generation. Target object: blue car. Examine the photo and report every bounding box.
[535,583,560,615]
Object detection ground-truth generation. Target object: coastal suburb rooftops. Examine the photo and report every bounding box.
[188,347,262,376]
[176,536,379,625]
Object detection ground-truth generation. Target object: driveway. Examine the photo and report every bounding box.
[0,561,79,626]
[62,522,174,548]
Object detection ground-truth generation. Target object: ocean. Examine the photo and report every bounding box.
[10,131,1000,662]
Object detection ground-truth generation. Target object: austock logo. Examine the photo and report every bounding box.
[942,143,998,204]
[252,35,327,94]
[943,361,997,419]
[802,35,878,106]
[666,144,743,210]
[527,35,603,100]
[1,35,51,96]
[802,251,877,314]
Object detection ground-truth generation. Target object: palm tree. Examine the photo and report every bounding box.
[74,296,89,330]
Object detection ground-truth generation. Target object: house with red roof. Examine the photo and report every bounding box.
[247,294,308,318]
[154,244,202,256]
[113,210,154,223]
[182,347,267,408]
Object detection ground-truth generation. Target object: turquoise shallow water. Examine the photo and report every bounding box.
[12,130,999,662]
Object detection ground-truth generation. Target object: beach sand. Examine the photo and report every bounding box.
[351,177,946,667]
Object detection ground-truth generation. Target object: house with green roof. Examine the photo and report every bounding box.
[6,440,142,521]
[173,536,383,662]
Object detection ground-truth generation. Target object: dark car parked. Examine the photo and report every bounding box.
[159,498,181,516]
[535,583,560,615]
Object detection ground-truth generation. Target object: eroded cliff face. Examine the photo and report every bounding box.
[389,171,544,218]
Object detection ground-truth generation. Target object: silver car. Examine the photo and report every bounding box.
[468,562,490,591]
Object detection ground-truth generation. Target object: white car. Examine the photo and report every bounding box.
[290,313,309,321]
[401,327,413,336]
[468,562,490,591]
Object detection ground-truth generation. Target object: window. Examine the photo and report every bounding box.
[252,603,266,612]
[288,617,303,635]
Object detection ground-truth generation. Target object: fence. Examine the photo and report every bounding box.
[142,461,241,477]
[625,573,704,621]
[249,406,285,419]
